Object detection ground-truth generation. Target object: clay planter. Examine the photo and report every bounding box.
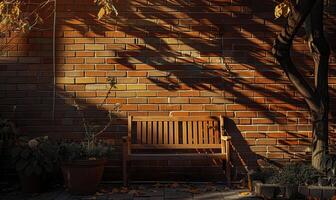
[18,172,44,193]
[61,159,106,195]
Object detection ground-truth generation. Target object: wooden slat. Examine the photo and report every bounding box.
[158,121,163,144]
[169,121,174,144]
[136,121,141,144]
[203,121,208,144]
[198,121,203,144]
[193,121,198,145]
[148,121,152,144]
[153,121,157,144]
[174,121,179,144]
[182,121,187,144]
[220,115,225,136]
[128,116,132,138]
[209,121,214,144]
[164,121,168,144]
[131,144,222,149]
[131,116,222,146]
[128,153,226,160]
[132,116,219,122]
[141,121,147,144]
[214,120,219,144]
[188,121,192,144]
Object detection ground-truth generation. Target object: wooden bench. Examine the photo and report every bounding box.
[122,116,231,185]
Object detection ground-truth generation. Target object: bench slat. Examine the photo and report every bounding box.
[132,116,219,121]
[169,121,174,144]
[158,121,163,144]
[198,121,203,144]
[188,121,192,144]
[128,153,226,160]
[130,144,222,149]
[164,121,168,144]
[153,121,157,144]
[182,121,187,144]
[193,121,198,145]
[148,121,152,144]
[203,121,208,144]
[209,121,214,144]
[142,121,146,144]
[214,120,219,144]
[137,121,141,144]
[174,121,179,144]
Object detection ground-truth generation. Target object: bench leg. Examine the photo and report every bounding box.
[122,156,128,186]
[225,160,231,187]
[122,137,129,186]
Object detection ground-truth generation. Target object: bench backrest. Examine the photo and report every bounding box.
[128,116,224,149]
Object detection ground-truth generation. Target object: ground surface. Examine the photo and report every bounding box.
[1,183,262,200]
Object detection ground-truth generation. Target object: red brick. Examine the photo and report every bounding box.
[138,105,159,111]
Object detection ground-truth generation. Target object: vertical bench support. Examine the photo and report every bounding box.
[220,115,231,186]
[122,116,132,186]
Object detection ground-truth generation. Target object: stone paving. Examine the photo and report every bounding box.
[1,183,262,200]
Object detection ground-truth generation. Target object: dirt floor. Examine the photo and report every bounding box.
[0,182,263,200]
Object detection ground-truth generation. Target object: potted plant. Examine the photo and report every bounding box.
[58,102,120,195]
[11,136,58,193]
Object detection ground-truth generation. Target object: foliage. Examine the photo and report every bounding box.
[0,0,117,33]
[0,0,49,33]
[95,0,118,20]
[0,118,16,141]
[267,163,321,185]
[274,0,291,19]
[58,141,113,161]
[11,136,58,176]
[250,166,278,183]
[58,77,119,161]
[58,102,119,161]
[0,118,17,159]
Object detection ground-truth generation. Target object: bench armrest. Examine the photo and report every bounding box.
[122,136,131,157]
[122,136,131,143]
[221,135,231,141]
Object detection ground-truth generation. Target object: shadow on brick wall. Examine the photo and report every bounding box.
[1,0,336,180]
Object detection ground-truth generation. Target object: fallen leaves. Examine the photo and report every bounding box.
[95,182,230,198]
[274,0,291,19]
[239,191,252,196]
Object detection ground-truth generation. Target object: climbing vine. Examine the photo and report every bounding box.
[0,0,49,33]
[0,0,118,33]
[274,0,291,19]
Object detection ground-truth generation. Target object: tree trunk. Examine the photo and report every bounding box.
[272,0,332,174]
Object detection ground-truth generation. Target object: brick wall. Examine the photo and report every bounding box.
[1,0,336,180]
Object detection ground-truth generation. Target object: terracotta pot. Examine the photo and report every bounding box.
[61,159,106,195]
[18,172,44,193]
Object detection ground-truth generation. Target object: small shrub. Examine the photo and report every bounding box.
[251,166,278,183]
[11,136,58,176]
[58,141,113,161]
[268,163,321,185]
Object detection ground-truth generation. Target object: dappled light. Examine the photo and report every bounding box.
[0,0,336,183]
